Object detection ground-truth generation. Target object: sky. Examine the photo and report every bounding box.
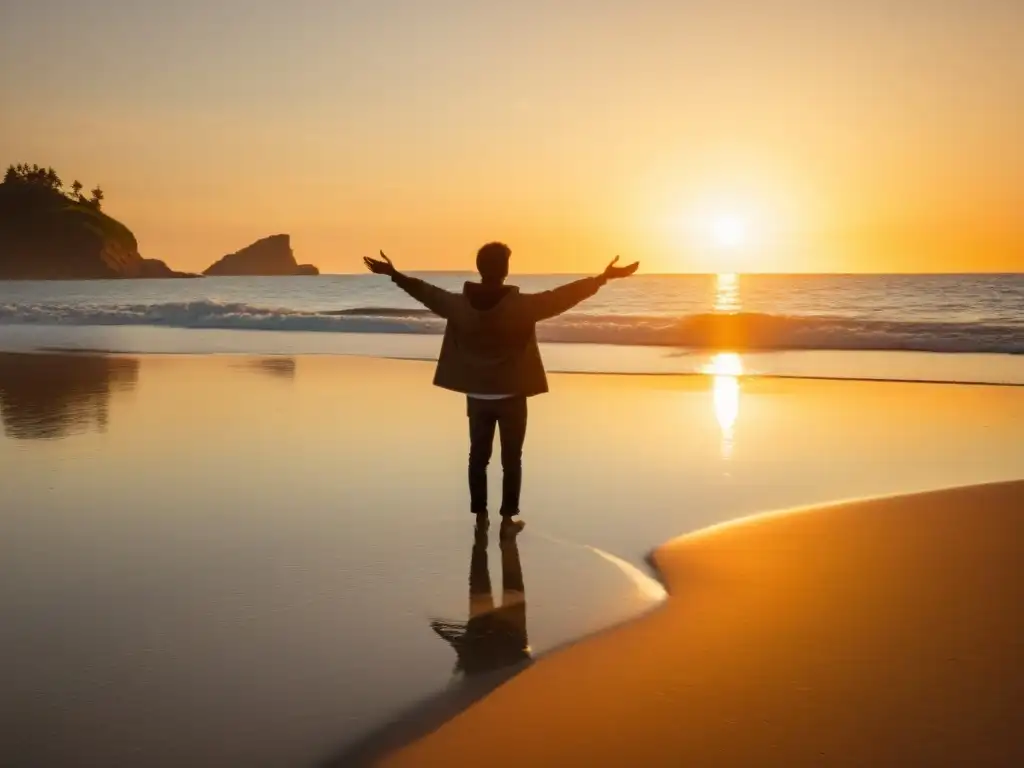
[2,0,1021,274]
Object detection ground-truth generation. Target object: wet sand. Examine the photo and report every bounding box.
[1,353,1022,766]
[389,481,1024,767]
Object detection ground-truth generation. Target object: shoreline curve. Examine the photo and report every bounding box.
[386,480,1024,767]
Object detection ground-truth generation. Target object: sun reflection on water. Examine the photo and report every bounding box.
[703,352,743,460]
[714,272,741,313]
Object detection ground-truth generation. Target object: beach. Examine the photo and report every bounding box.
[389,480,1024,767]
[2,352,1022,766]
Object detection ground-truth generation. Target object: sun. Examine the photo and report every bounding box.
[668,199,766,271]
[709,214,749,249]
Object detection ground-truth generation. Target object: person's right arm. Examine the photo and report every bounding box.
[525,257,639,322]
[364,251,459,319]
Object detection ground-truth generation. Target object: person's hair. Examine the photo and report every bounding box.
[476,242,511,283]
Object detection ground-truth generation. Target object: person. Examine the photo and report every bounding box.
[364,242,638,530]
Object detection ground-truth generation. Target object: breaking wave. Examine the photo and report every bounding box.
[0,301,1021,354]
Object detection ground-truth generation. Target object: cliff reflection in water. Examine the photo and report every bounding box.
[0,353,139,440]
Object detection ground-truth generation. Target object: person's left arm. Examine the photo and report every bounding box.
[523,256,639,322]
[364,251,459,319]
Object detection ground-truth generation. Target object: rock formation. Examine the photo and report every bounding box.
[139,258,198,279]
[203,234,319,276]
[0,175,195,279]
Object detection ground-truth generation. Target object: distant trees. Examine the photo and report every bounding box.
[4,164,62,192]
[3,163,105,210]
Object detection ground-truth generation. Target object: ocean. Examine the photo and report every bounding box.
[0,272,1021,384]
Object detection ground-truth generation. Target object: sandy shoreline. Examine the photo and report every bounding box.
[388,481,1024,767]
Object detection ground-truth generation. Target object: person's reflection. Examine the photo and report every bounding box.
[0,353,139,440]
[431,521,530,676]
[247,357,297,380]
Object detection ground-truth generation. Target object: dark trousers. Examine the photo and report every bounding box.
[467,396,528,515]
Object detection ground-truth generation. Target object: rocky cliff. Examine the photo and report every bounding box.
[203,234,319,276]
[0,180,194,279]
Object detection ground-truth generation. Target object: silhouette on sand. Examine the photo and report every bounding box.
[365,243,638,519]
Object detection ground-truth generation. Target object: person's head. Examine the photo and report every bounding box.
[476,242,511,285]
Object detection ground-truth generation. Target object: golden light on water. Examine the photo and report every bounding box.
[706,274,744,459]
[714,272,741,313]
[704,352,743,460]
[708,351,744,378]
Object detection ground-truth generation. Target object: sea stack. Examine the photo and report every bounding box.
[203,234,319,277]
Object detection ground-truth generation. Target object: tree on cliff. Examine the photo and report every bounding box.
[4,164,63,193]
[3,164,101,208]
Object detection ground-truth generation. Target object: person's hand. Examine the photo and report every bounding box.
[363,251,397,277]
[602,256,639,280]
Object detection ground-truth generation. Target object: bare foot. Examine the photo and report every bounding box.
[500,518,526,539]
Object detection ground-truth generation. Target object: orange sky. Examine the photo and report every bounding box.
[2,1,1021,273]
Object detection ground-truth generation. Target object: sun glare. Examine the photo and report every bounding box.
[670,199,767,270]
[710,215,749,249]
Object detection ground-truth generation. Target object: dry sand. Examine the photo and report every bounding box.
[388,481,1024,767]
